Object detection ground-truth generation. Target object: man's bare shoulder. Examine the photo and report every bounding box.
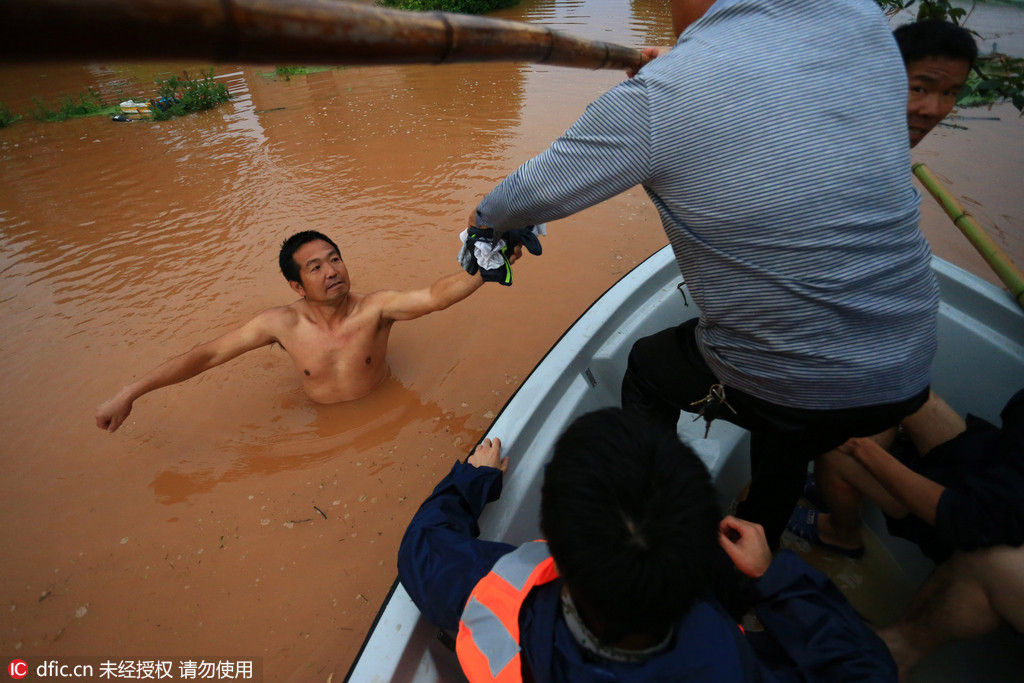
[351,290,398,316]
[251,304,302,332]
[358,289,397,307]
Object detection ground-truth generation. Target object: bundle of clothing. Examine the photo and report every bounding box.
[458,223,545,286]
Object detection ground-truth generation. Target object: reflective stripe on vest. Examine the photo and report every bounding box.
[456,540,560,683]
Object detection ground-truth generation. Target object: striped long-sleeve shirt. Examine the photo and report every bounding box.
[476,0,938,410]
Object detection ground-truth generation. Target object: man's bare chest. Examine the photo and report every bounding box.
[279,313,387,373]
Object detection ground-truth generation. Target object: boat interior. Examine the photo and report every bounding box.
[348,245,1024,682]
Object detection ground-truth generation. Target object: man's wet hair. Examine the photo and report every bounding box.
[894,20,977,67]
[540,408,721,644]
[279,231,341,284]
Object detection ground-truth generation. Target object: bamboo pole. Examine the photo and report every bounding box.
[913,162,1024,310]
[0,0,645,71]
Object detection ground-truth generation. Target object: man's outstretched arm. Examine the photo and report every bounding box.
[376,246,522,322]
[94,310,283,432]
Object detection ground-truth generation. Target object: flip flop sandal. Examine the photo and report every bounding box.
[786,505,865,559]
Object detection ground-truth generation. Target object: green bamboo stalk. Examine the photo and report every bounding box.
[913,162,1024,310]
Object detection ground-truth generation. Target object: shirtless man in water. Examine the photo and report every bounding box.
[95,230,521,432]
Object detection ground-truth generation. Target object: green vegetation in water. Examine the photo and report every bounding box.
[956,54,1024,110]
[151,69,232,121]
[1,70,230,127]
[30,88,118,123]
[0,102,20,128]
[262,65,337,80]
[376,0,519,15]
[875,0,1024,113]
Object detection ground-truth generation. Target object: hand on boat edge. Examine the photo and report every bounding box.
[468,437,508,473]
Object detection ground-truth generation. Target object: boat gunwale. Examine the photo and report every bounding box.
[345,247,1024,681]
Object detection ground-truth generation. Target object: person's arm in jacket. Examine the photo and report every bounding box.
[719,516,896,682]
[397,439,516,631]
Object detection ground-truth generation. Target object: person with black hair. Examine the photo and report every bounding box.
[398,408,896,681]
[893,19,978,147]
[95,230,522,431]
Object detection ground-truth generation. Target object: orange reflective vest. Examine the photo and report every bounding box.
[456,540,560,683]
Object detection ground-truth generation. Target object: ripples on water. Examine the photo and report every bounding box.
[0,0,673,476]
[4,0,1014,460]
[0,0,671,385]
[0,1,1019,676]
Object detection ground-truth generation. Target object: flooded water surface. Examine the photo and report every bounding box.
[1,0,1021,678]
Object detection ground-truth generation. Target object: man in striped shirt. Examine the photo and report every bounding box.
[469,0,936,545]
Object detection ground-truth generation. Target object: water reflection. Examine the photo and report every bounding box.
[628,0,677,46]
[0,0,1020,484]
[0,1,1020,677]
[0,0,667,345]
[0,55,527,309]
[244,60,527,226]
[149,374,469,504]
[0,53,529,446]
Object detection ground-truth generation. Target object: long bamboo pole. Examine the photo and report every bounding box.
[0,0,645,71]
[913,162,1024,310]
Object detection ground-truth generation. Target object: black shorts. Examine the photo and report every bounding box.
[622,318,930,458]
[621,318,930,546]
[885,415,1003,564]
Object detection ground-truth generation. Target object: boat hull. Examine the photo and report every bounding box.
[347,246,1024,682]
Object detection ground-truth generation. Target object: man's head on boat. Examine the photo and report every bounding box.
[279,230,350,303]
[540,408,721,647]
[895,20,976,147]
[670,0,716,38]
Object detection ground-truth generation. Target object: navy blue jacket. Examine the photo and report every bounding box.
[398,462,896,682]
[934,389,1024,553]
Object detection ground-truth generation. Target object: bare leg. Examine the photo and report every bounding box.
[880,546,1024,678]
[970,545,1024,632]
[813,428,906,549]
[901,391,966,456]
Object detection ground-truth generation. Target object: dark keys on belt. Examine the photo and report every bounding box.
[689,384,737,438]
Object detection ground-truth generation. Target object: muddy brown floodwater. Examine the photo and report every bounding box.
[1,0,1021,680]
